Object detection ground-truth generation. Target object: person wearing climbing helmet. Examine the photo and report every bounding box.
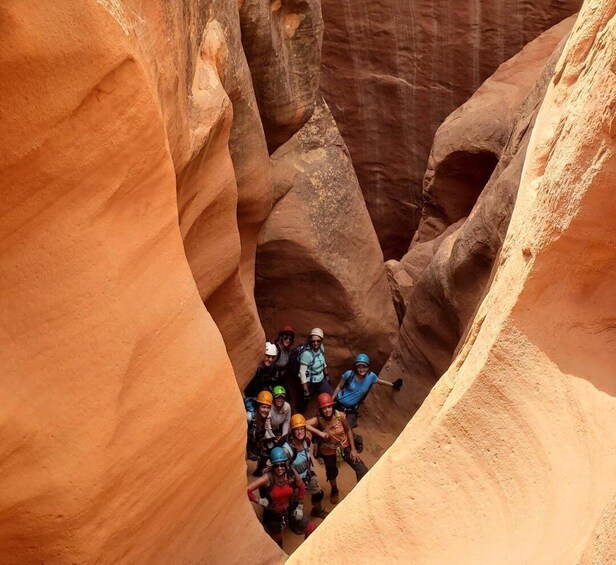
[272,324,302,405]
[297,328,333,410]
[244,341,280,398]
[282,414,329,519]
[274,324,295,377]
[269,385,292,442]
[247,446,316,548]
[247,390,277,476]
[305,392,368,505]
[332,353,403,430]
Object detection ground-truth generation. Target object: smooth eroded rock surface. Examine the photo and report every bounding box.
[240,0,324,151]
[379,18,574,421]
[289,3,616,561]
[0,2,281,562]
[255,99,397,374]
[320,0,582,258]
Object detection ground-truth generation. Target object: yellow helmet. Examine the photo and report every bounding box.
[256,390,273,406]
[290,414,306,429]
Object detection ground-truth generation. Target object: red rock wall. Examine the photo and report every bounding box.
[320,0,582,259]
[290,2,616,561]
[255,99,397,374]
[0,1,282,562]
[240,0,324,151]
[377,18,575,423]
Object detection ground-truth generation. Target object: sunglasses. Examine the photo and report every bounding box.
[310,340,322,345]
[273,463,286,469]
[281,334,293,340]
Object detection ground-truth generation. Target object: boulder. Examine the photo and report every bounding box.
[0,1,281,562]
[289,3,616,560]
[255,99,397,374]
[320,0,582,258]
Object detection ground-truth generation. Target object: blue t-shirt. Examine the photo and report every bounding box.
[336,370,378,408]
[299,346,326,383]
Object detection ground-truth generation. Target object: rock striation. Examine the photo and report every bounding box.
[255,99,397,374]
[379,17,575,421]
[320,0,582,259]
[0,1,283,562]
[290,2,616,561]
[240,0,324,151]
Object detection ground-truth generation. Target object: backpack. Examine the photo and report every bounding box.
[287,342,316,381]
[244,397,257,424]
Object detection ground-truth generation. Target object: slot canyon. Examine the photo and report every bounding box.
[1,0,614,564]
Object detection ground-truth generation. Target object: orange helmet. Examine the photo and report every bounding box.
[279,324,295,334]
[290,414,306,429]
[256,390,273,406]
[317,393,334,409]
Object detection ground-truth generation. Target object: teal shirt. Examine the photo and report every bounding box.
[299,346,326,383]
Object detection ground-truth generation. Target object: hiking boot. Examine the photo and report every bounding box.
[354,434,364,453]
[330,488,340,504]
[310,507,329,519]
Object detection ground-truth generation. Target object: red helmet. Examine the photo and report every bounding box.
[317,393,335,409]
[279,324,295,334]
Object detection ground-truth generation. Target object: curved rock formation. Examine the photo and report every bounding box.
[380,17,575,421]
[240,0,324,151]
[0,2,281,562]
[255,99,397,374]
[320,0,582,258]
[290,2,616,560]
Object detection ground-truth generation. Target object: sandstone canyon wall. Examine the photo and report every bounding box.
[290,2,616,561]
[0,1,284,562]
[378,17,575,423]
[320,0,582,259]
[255,99,397,374]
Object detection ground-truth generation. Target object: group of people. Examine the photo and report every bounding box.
[244,325,403,548]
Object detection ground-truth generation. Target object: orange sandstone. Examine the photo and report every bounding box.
[290,2,616,562]
[0,1,280,562]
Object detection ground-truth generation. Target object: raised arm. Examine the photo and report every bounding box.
[377,377,403,390]
[305,417,328,440]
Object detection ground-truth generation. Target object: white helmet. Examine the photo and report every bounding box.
[309,328,324,340]
[265,341,278,356]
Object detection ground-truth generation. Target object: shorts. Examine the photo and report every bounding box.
[305,473,322,495]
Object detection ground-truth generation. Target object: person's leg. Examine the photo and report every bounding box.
[295,381,313,413]
[308,475,328,518]
[343,447,369,482]
[263,511,284,548]
[322,453,340,503]
[316,379,333,396]
[346,410,358,429]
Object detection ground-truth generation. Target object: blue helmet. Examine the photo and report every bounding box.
[354,353,370,366]
[270,447,288,464]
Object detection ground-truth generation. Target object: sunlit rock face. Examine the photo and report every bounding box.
[378,17,575,422]
[320,0,582,259]
[290,3,616,562]
[0,1,283,562]
[255,99,397,374]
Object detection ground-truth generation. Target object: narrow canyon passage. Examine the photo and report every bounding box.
[2,1,615,564]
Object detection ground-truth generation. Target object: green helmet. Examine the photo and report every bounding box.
[272,385,286,398]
